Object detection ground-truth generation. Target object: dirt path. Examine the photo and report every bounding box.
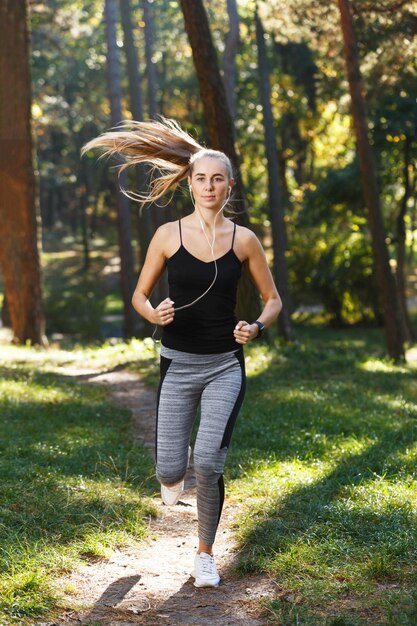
[45,368,276,626]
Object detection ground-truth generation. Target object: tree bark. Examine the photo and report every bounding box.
[119,0,144,123]
[255,10,294,341]
[0,0,45,345]
[337,0,404,361]
[142,0,158,119]
[119,0,152,266]
[105,0,137,338]
[120,0,165,335]
[179,0,260,323]
[223,0,240,121]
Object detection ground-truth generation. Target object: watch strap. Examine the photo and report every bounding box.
[252,320,265,338]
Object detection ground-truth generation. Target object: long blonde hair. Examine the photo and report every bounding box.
[81,117,233,204]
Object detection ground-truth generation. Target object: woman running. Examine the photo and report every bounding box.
[82,118,282,588]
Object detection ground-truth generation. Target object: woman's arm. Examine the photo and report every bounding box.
[233,229,282,345]
[131,225,175,326]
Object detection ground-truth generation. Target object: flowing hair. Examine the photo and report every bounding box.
[80,117,233,205]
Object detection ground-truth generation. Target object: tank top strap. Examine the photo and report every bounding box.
[231,222,237,250]
[178,219,183,244]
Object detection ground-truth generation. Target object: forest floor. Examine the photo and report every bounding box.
[40,365,276,626]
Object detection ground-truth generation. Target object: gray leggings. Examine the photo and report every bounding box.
[156,346,246,545]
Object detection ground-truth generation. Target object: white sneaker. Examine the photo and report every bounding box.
[191,552,220,588]
[160,480,184,506]
[160,446,191,506]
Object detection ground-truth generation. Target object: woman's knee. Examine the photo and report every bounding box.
[194,455,225,485]
[156,465,185,486]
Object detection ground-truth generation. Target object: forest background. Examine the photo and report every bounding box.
[0,0,416,355]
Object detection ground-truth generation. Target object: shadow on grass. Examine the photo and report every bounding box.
[0,365,156,621]
[227,334,417,624]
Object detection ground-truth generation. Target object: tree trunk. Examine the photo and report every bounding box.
[396,135,415,342]
[255,10,294,341]
[337,0,404,361]
[141,0,170,305]
[119,2,151,261]
[141,0,166,240]
[120,0,159,336]
[223,0,240,122]
[179,0,260,323]
[105,0,137,338]
[76,123,98,271]
[119,0,144,122]
[0,0,45,345]
[142,0,158,119]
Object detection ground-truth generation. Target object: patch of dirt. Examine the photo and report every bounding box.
[42,367,276,626]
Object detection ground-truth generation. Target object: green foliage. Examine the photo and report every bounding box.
[26,0,417,333]
[43,273,106,338]
[289,164,380,324]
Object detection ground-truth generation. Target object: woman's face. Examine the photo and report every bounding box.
[189,156,233,210]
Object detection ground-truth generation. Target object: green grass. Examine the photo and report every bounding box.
[1,321,416,625]
[0,348,156,624]
[226,326,417,625]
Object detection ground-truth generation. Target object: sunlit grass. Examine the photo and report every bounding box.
[226,326,417,625]
[0,353,156,624]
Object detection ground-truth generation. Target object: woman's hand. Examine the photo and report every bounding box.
[233,320,259,344]
[152,298,175,326]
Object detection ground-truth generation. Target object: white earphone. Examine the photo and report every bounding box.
[152,183,233,340]
[172,184,231,312]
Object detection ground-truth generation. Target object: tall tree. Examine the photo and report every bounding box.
[119,0,144,123]
[179,0,260,323]
[0,0,45,345]
[141,0,170,304]
[120,0,167,331]
[142,0,158,120]
[223,0,240,121]
[179,0,245,208]
[119,0,153,263]
[337,0,404,360]
[255,9,294,341]
[104,0,136,337]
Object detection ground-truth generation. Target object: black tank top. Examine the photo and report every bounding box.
[162,219,242,354]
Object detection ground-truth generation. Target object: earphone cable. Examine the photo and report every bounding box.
[152,186,231,340]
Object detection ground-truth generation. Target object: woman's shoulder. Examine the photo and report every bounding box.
[234,223,258,244]
[233,223,263,260]
[153,219,180,242]
[151,219,181,257]
[236,224,256,236]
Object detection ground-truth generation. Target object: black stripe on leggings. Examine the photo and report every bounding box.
[155,355,172,462]
[216,474,225,529]
[220,349,246,449]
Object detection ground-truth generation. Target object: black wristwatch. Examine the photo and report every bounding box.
[252,320,265,339]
